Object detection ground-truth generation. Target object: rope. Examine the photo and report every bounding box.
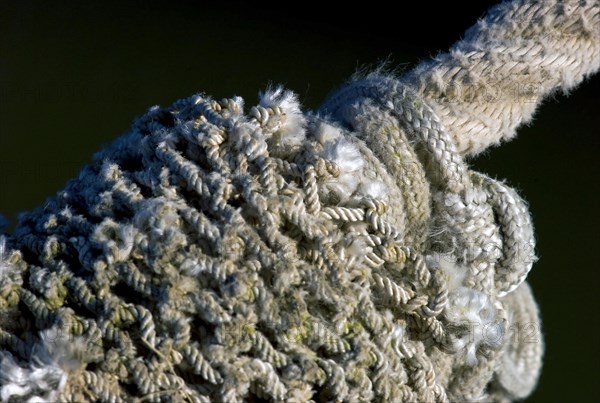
[0,0,597,401]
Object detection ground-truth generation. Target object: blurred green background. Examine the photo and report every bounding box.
[0,1,598,401]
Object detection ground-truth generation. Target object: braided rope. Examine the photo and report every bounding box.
[403,0,600,156]
[0,91,459,402]
[1,0,597,401]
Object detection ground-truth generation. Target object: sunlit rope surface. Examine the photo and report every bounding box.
[0,0,598,401]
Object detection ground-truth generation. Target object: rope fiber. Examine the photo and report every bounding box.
[0,0,597,401]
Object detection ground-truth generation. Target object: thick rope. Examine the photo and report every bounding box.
[402,0,600,156]
[0,0,597,401]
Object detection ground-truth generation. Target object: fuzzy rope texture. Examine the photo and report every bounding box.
[0,0,598,402]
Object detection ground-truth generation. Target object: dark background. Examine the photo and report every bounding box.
[0,1,598,401]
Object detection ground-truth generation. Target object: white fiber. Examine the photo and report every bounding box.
[0,236,17,284]
[323,138,364,173]
[260,86,307,148]
[313,122,343,146]
[0,328,76,402]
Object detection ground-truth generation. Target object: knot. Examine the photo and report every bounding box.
[320,75,471,193]
[429,172,536,297]
[322,75,536,298]
[473,172,537,297]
